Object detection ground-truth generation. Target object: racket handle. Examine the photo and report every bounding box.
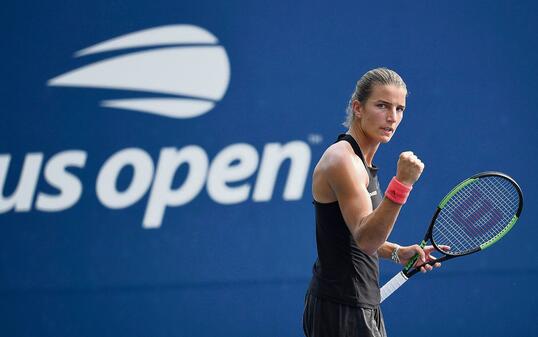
[380,271,409,303]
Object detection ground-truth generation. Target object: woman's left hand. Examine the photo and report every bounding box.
[397,244,447,273]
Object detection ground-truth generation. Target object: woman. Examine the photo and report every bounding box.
[303,68,441,337]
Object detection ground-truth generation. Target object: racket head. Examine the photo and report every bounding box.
[429,172,523,257]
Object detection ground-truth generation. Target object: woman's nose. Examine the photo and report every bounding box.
[386,108,397,122]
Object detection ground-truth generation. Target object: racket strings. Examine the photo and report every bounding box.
[432,176,519,255]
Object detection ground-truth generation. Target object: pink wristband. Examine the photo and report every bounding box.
[385,177,413,204]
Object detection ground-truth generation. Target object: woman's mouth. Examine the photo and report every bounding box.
[381,127,394,135]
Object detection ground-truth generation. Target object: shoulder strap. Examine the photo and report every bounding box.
[336,133,365,162]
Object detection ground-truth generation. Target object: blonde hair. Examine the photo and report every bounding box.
[343,67,407,127]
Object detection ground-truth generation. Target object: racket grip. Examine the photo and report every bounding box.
[380,271,408,303]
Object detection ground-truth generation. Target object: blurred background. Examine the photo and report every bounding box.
[1,1,537,336]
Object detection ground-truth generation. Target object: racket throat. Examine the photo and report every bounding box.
[403,239,428,273]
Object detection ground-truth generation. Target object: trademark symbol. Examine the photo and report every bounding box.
[308,134,323,145]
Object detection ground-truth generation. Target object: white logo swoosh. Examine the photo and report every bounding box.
[74,24,219,57]
[48,25,230,119]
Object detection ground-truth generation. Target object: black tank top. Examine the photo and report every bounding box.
[307,134,383,308]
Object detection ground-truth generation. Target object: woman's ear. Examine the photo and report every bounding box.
[352,99,362,119]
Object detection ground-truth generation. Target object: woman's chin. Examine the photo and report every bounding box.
[374,132,390,142]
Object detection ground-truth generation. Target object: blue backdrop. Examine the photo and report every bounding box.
[1,1,537,336]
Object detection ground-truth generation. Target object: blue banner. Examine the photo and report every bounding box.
[1,1,537,336]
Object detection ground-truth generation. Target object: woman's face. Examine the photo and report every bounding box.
[354,84,407,143]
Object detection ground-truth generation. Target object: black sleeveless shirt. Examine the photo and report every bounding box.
[307,134,383,308]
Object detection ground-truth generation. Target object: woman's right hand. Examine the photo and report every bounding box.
[395,151,424,186]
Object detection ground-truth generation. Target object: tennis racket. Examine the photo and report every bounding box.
[380,171,523,303]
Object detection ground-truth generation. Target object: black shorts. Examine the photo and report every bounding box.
[302,292,387,337]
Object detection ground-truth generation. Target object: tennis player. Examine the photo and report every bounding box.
[303,68,442,337]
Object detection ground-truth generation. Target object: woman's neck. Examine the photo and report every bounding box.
[347,122,379,167]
